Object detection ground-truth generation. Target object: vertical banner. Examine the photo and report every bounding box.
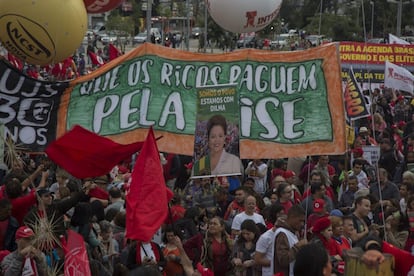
[0,61,68,151]
[192,85,241,177]
[344,67,370,121]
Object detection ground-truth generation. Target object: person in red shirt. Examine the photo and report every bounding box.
[307,199,329,229]
[330,216,351,258]
[302,170,335,202]
[283,170,302,204]
[311,217,341,261]
[165,194,186,225]
[2,167,48,225]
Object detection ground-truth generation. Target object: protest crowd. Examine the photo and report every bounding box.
[1,83,414,276]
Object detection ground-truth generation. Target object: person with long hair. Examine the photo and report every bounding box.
[254,204,286,276]
[184,216,233,276]
[231,219,261,276]
[162,226,185,276]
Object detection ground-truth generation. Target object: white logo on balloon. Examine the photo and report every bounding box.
[206,0,283,33]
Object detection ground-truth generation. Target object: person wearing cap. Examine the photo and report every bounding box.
[307,199,328,229]
[310,217,338,258]
[355,126,377,147]
[23,178,93,240]
[0,226,47,275]
[270,159,287,184]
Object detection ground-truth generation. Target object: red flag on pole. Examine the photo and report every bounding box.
[108,43,122,60]
[45,125,143,179]
[88,51,104,66]
[125,127,173,242]
[62,230,91,276]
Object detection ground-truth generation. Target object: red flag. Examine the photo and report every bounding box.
[62,230,91,276]
[88,51,104,66]
[125,127,173,241]
[45,125,143,179]
[383,241,414,276]
[109,43,122,60]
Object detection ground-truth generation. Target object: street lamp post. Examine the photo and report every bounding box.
[387,0,411,36]
[318,0,323,35]
[397,0,402,36]
[186,0,190,51]
[146,0,152,42]
[204,1,208,53]
[370,1,374,38]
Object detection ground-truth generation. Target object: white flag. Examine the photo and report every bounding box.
[384,61,414,94]
[389,33,411,45]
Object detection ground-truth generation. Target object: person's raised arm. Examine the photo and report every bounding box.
[22,164,44,190]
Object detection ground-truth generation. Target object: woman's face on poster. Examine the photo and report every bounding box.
[208,125,226,153]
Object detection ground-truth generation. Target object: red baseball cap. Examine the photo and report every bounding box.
[313,199,325,213]
[15,226,34,240]
[283,170,296,179]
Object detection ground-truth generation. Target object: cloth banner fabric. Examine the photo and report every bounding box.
[45,125,143,178]
[0,43,345,158]
[0,59,68,151]
[62,230,92,276]
[125,127,173,241]
[384,61,414,93]
[339,41,414,87]
[109,44,122,61]
[389,33,411,45]
[88,51,104,66]
[343,67,370,120]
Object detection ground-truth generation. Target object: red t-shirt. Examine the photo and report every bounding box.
[332,236,351,257]
[10,190,37,225]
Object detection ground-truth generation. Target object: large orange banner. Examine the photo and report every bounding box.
[0,43,346,158]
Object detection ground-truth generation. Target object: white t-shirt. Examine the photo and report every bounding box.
[255,228,277,276]
[231,212,265,231]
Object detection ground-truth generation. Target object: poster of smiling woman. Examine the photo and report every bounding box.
[192,85,243,178]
